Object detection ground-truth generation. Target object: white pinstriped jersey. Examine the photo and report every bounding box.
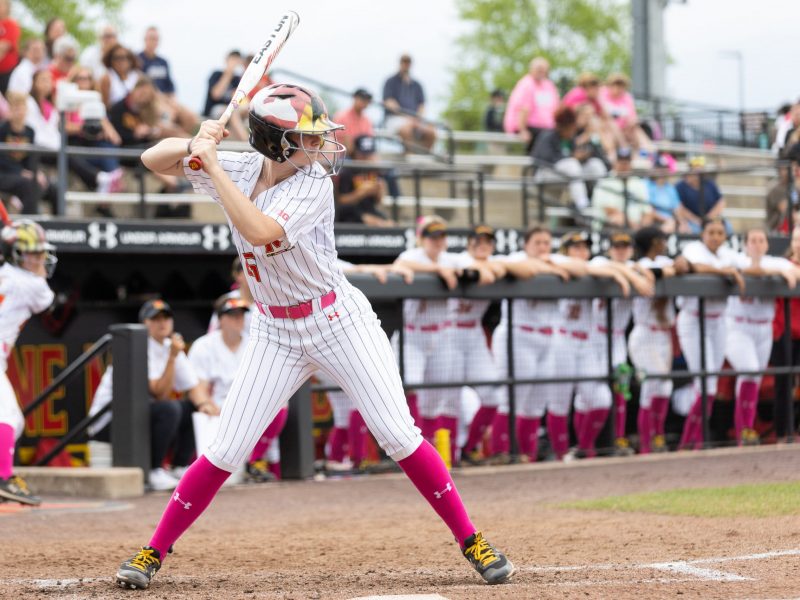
[397,247,468,327]
[727,254,791,321]
[589,256,633,332]
[184,152,345,307]
[680,240,739,315]
[499,251,567,328]
[633,255,676,328]
[0,263,54,367]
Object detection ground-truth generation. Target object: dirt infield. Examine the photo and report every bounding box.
[3,445,800,599]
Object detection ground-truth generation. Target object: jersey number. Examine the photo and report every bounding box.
[242,252,261,282]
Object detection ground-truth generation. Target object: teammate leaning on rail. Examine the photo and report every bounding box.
[116,83,514,590]
[0,220,56,506]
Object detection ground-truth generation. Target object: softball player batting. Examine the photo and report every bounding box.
[0,220,56,506]
[485,225,575,462]
[677,218,745,450]
[630,227,690,453]
[725,228,797,445]
[116,83,513,589]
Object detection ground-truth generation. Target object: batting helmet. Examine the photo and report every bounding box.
[248,83,345,176]
[1,219,57,277]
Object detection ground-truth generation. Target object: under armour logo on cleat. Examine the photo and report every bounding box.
[433,482,452,499]
[328,312,340,321]
[172,491,192,510]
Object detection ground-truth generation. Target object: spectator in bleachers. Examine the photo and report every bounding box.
[382,53,436,152]
[483,88,505,133]
[675,156,729,234]
[575,103,616,164]
[203,50,247,140]
[48,35,79,92]
[563,72,604,116]
[677,218,744,450]
[334,134,394,227]
[333,88,375,154]
[0,91,49,213]
[138,26,174,96]
[590,147,648,228]
[0,0,20,95]
[99,44,141,107]
[531,104,608,210]
[765,163,792,234]
[43,17,66,60]
[600,73,654,156]
[504,57,559,152]
[79,23,118,80]
[774,102,799,156]
[8,38,46,95]
[643,153,680,233]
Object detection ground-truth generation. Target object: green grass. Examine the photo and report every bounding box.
[561,481,800,518]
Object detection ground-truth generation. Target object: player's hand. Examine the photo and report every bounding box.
[636,264,656,284]
[613,272,631,297]
[198,402,220,416]
[360,264,388,284]
[438,266,459,290]
[389,264,414,284]
[196,120,230,144]
[630,273,655,297]
[724,268,746,295]
[673,256,692,275]
[782,269,797,289]
[551,265,571,281]
[191,137,220,171]
[169,333,185,358]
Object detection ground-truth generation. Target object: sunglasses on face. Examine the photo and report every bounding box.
[112,54,129,61]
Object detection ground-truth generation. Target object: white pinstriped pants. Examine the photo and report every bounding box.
[0,368,23,439]
[206,286,422,472]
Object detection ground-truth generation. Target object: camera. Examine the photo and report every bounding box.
[56,82,107,142]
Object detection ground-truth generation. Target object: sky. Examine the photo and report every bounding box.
[111,0,798,121]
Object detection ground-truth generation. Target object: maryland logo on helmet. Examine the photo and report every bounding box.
[1,219,57,276]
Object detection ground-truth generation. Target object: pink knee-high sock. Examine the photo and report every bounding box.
[398,440,476,545]
[679,396,702,449]
[614,392,627,439]
[439,416,459,466]
[578,409,609,456]
[249,407,289,463]
[739,381,759,434]
[406,393,420,425]
[268,461,281,480]
[637,407,652,454]
[547,414,570,459]
[650,396,669,436]
[463,406,497,453]
[491,412,509,455]
[0,423,15,479]
[348,411,367,466]
[327,427,348,462]
[420,417,440,442]
[575,410,592,450]
[149,455,231,559]
[517,417,540,461]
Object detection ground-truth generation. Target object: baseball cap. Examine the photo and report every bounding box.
[420,221,447,238]
[354,135,376,155]
[468,224,496,241]
[215,293,250,317]
[139,299,173,322]
[353,88,372,101]
[560,230,590,249]
[609,231,633,247]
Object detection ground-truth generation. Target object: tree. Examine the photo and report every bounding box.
[444,0,631,131]
[14,0,126,48]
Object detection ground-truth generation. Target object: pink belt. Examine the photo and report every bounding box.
[559,328,588,341]
[257,290,337,320]
[647,324,672,332]
[596,326,626,335]
[733,316,770,325]
[690,311,722,319]
[519,325,553,335]
[406,321,452,332]
[455,320,478,329]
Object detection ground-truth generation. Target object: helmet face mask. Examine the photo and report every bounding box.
[248,83,346,178]
[2,220,57,278]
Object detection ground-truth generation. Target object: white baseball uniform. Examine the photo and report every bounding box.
[492,251,567,418]
[678,240,739,396]
[629,255,676,407]
[188,330,248,408]
[725,254,791,387]
[0,263,54,439]
[394,247,471,419]
[184,153,421,470]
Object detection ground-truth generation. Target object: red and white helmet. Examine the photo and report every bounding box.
[248,83,345,177]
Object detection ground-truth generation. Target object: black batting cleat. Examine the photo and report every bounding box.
[116,546,163,589]
[0,475,41,506]
[462,531,515,584]
[246,460,277,483]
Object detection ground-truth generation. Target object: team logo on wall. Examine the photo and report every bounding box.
[201,225,230,251]
[87,222,118,250]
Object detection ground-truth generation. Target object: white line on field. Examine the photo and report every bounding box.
[646,562,751,582]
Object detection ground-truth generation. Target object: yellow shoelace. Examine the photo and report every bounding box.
[129,548,159,572]
[250,460,268,472]
[10,476,30,493]
[465,534,498,568]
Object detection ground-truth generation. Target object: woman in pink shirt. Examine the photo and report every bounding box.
[503,57,560,152]
[600,73,654,155]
